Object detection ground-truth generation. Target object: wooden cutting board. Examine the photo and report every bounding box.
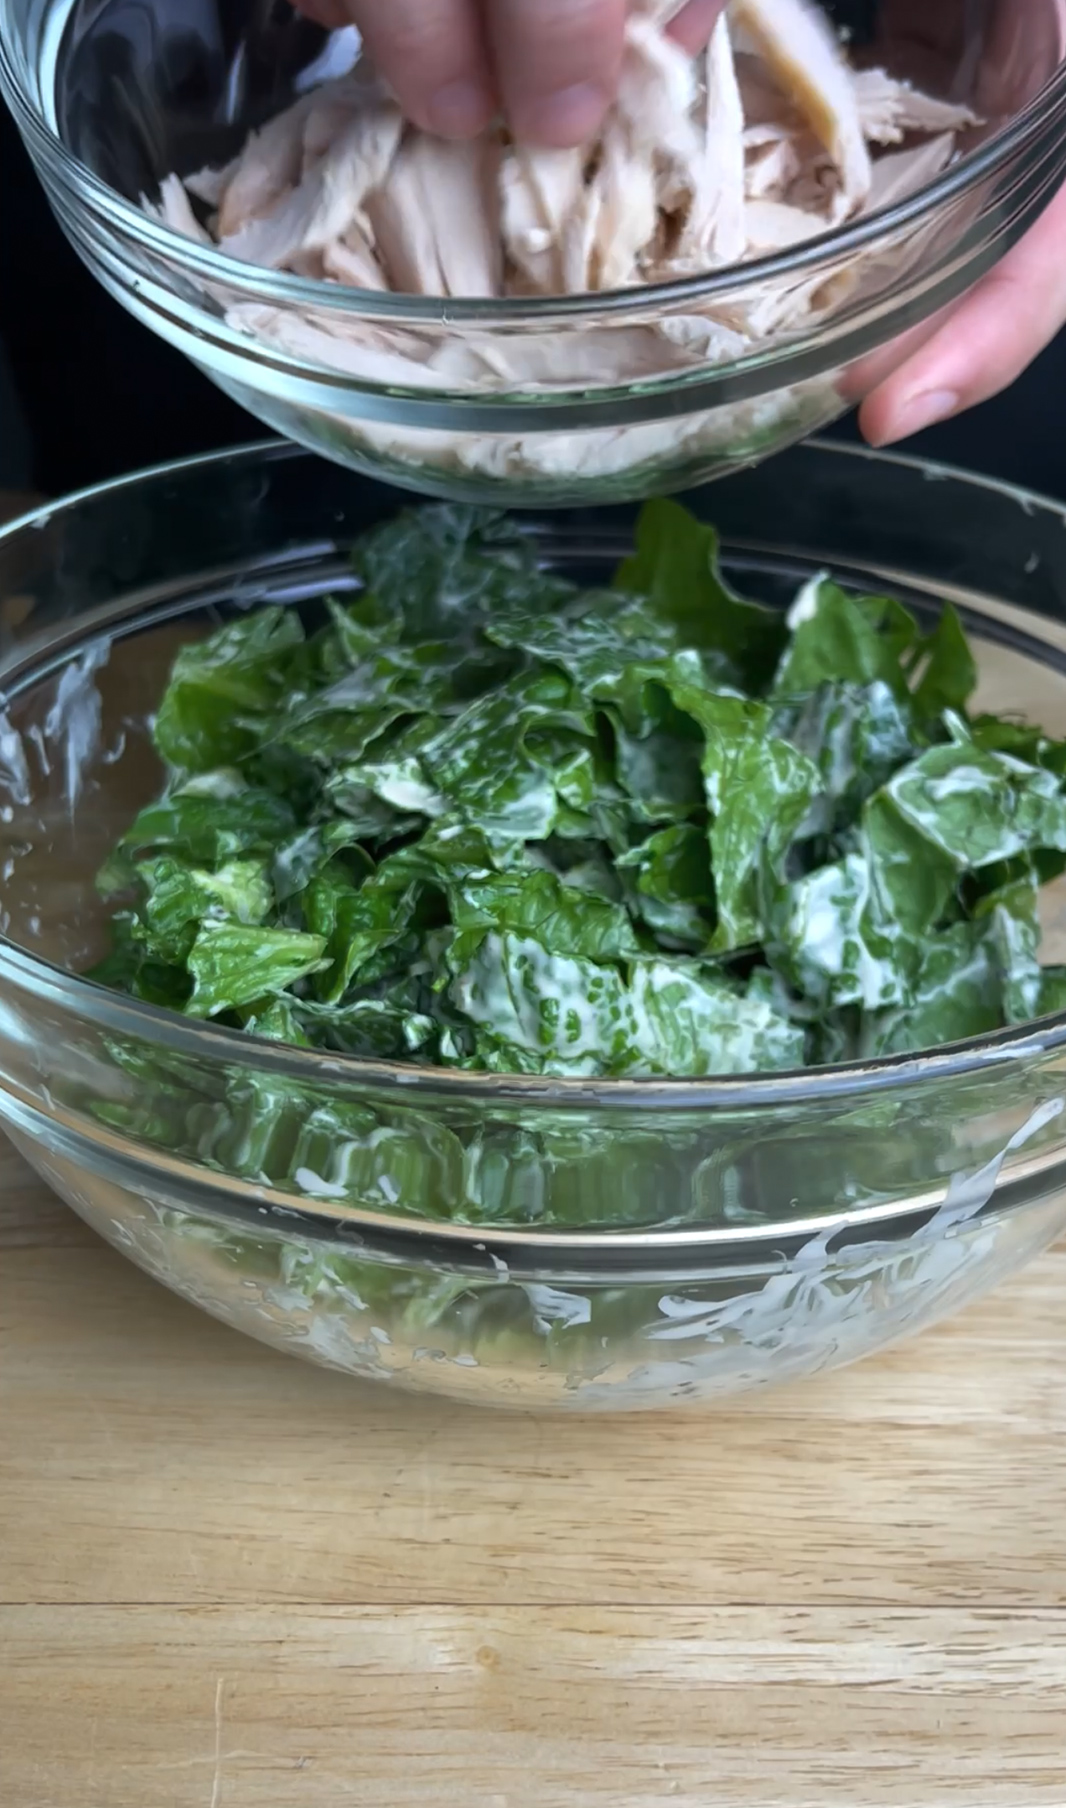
[3,1135,1066,1808]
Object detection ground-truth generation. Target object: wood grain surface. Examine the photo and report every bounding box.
[3,1135,1066,1806]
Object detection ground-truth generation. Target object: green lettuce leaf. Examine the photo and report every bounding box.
[153,609,306,772]
[616,824,714,951]
[449,933,805,1076]
[352,504,568,640]
[764,851,908,1013]
[912,604,978,717]
[615,498,787,689]
[106,775,297,873]
[134,855,273,965]
[772,579,917,699]
[861,922,1002,1058]
[670,684,820,952]
[185,922,328,1018]
[448,866,642,965]
[92,497,1066,1088]
[419,668,596,840]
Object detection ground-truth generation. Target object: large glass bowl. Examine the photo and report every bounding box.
[4,440,1066,1410]
[3,0,1066,504]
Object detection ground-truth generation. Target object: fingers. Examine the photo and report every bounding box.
[292,0,721,145]
[860,181,1066,446]
[839,302,960,408]
[336,0,497,139]
[484,0,627,146]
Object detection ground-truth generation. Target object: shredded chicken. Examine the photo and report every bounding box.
[366,133,503,297]
[213,95,316,239]
[731,0,872,211]
[684,13,748,267]
[852,67,979,146]
[145,0,981,488]
[155,0,979,301]
[500,145,586,294]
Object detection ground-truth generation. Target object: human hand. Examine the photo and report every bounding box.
[292,0,726,145]
[860,179,1066,447]
[855,0,1066,446]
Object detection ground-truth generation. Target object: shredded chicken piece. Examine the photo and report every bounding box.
[155,0,976,300]
[149,174,213,245]
[744,133,800,201]
[852,68,979,146]
[301,71,377,173]
[322,225,386,290]
[214,95,315,237]
[731,0,871,209]
[865,133,958,212]
[744,196,828,251]
[686,14,747,265]
[500,146,586,294]
[184,159,239,209]
[583,125,660,291]
[219,100,402,270]
[144,0,981,487]
[366,133,503,298]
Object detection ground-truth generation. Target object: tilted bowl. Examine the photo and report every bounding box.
[2,0,1066,502]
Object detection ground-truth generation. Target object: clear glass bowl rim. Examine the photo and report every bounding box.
[3,6,1066,324]
[3,436,1066,1114]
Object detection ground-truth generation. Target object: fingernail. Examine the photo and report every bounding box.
[517,82,608,147]
[426,80,494,138]
[884,388,960,444]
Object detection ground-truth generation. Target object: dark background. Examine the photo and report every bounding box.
[3,97,1065,501]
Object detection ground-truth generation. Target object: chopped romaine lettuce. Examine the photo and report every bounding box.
[90,499,1066,1076]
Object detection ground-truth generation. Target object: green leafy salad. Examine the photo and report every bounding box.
[92,499,1066,1076]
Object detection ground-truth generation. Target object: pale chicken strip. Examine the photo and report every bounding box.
[560,178,603,294]
[184,158,239,209]
[606,9,709,277]
[145,174,212,245]
[618,12,701,177]
[216,94,315,237]
[556,8,692,292]
[427,323,697,387]
[322,225,387,289]
[301,58,390,170]
[731,0,871,212]
[864,132,957,212]
[500,145,586,294]
[744,135,800,200]
[787,144,845,221]
[684,14,746,264]
[367,134,504,298]
[227,303,450,387]
[745,195,828,250]
[590,127,660,290]
[301,76,368,174]
[220,101,402,272]
[735,52,803,130]
[851,68,979,146]
[560,126,658,292]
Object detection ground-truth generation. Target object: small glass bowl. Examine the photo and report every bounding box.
[3,0,1066,503]
[3,440,1066,1409]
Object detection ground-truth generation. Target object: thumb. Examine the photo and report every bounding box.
[861,180,1066,446]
